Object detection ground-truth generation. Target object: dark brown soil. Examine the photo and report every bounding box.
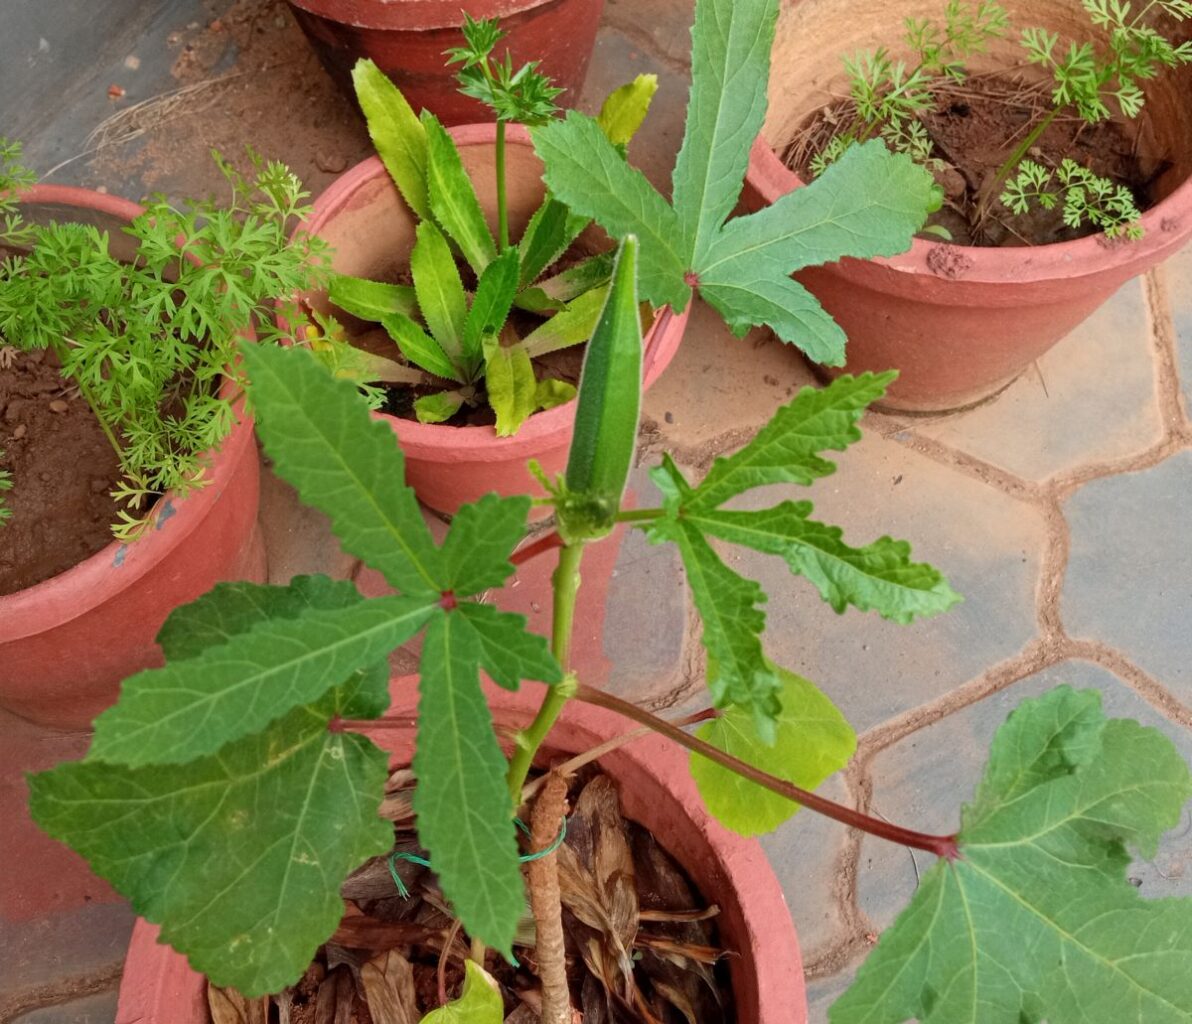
[0,350,123,595]
[212,768,734,1024]
[788,74,1169,246]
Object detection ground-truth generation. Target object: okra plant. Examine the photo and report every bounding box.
[319,41,657,435]
[0,143,327,537]
[31,237,1192,1024]
[809,0,1192,239]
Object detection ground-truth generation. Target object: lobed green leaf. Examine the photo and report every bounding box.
[671,0,778,263]
[89,594,434,767]
[439,493,531,596]
[30,692,392,997]
[689,373,895,511]
[242,342,444,595]
[413,614,524,956]
[833,686,1192,1024]
[690,503,961,623]
[455,602,561,690]
[531,112,690,311]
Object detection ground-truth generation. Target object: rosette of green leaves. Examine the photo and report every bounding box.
[324,61,658,436]
[0,145,328,537]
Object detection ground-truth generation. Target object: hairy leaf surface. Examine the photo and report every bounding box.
[530,112,690,311]
[648,506,779,735]
[439,493,531,596]
[455,602,561,690]
[691,666,856,835]
[413,613,524,956]
[89,594,433,766]
[671,0,776,262]
[242,343,444,595]
[691,503,960,622]
[689,373,895,511]
[833,686,1192,1024]
[30,691,392,997]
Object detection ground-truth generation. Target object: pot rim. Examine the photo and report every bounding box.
[286,0,560,31]
[115,677,807,1023]
[0,185,255,639]
[747,134,1192,285]
[299,123,680,461]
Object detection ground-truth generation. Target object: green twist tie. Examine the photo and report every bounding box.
[386,816,569,900]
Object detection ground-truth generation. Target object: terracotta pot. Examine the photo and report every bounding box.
[745,0,1192,413]
[115,675,808,1023]
[300,123,689,515]
[287,0,606,125]
[0,186,267,730]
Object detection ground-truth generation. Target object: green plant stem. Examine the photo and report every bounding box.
[505,542,584,806]
[976,105,1060,222]
[496,119,509,252]
[615,507,663,523]
[576,683,961,860]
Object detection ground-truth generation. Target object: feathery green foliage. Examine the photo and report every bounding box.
[0,144,327,537]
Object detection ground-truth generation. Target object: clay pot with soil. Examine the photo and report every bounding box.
[745,0,1192,412]
[0,160,321,728]
[300,123,689,516]
[113,677,808,1024]
[286,0,605,125]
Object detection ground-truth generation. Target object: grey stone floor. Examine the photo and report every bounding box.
[2,0,1191,1021]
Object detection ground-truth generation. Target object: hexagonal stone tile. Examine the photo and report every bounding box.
[759,775,856,959]
[719,431,1045,731]
[1062,450,1192,704]
[1164,242,1192,416]
[915,276,1164,481]
[856,660,1192,938]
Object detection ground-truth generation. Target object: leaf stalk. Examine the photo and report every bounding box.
[576,683,960,860]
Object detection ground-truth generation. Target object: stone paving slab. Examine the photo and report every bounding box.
[1062,451,1192,706]
[914,277,1166,482]
[11,991,118,1024]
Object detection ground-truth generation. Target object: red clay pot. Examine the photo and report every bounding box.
[300,123,689,515]
[115,675,808,1023]
[746,0,1192,413]
[287,0,606,125]
[0,186,267,731]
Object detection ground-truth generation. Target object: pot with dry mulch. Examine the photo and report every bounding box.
[114,677,807,1024]
[0,186,266,730]
[745,0,1192,412]
[297,123,689,516]
[287,0,605,125]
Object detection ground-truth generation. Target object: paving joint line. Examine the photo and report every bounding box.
[0,964,121,1024]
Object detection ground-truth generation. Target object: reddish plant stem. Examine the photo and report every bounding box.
[510,531,565,566]
[576,684,960,861]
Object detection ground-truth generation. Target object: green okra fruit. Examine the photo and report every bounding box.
[560,235,642,540]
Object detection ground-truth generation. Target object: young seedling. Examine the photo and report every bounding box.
[805,0,1192,241]
[322,54,657,435]
[0,144,327,537]
[29,237,1192,1024]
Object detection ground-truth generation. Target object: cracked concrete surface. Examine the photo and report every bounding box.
[2,0,1191,1021]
